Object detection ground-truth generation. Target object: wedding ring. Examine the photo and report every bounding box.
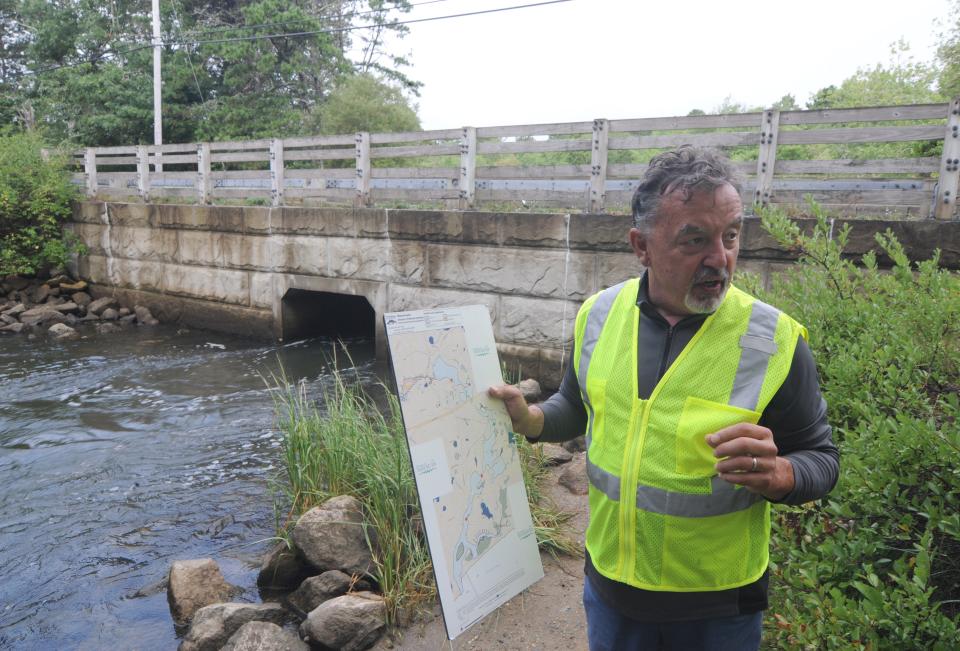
[750,455,759,472]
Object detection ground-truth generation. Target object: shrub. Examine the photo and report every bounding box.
[756,201,960,649]
[0,132,80,276]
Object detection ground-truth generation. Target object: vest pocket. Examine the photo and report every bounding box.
[675,396,761,478]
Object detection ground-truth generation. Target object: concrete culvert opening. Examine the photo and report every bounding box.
[281,289,375,341]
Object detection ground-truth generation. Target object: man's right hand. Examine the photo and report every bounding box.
[487,385,545,440]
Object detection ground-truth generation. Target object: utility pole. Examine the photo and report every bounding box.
[152,0,163,173]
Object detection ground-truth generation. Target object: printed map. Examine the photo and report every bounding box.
[384,306,543,640]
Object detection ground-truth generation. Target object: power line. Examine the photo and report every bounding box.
[175,0,573,46]
[179,0,458,39]
[23,0,573,75]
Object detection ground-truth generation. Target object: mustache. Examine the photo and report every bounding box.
[692,267,730,283]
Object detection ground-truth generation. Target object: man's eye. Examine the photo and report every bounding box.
[725,231,739,241]
[685,237,705,246]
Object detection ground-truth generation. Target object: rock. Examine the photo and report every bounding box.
[47,274,70,287]
[1,314,15,325]
[134,305,160,326]
[32,284,51,303]
[221,621,309,651]
[20,307,68,327]
[257,543,311,591]
[101,308,119,321]
[3,276,30,291]
[540,443,573,466]
[95,322,122,334]
[299,592,386,651]
[48,323,79,340]
[71,292,92,307]
[2,303,26,317]
[167,558,240,626]
[87,296,119,316]
[52,301,79,314]
[561,436,587,454]
[291,495,373,577]
[118,307,131,317]
[134,305,154,324]
[287,570,372,617]
[515,378,542,403]
[119,314,137,325]
[48,287,61,298]
[59,280,88,292]
[558,453,588,495]
[179,602,288,651]
[80,313,100,322]
[0,322,25,334]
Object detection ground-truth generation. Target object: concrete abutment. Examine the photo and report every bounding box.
[70,201,960,389]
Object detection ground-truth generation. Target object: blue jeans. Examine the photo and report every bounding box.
[583,575,763,651]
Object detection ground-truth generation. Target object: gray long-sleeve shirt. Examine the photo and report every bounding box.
[536,276,839,621]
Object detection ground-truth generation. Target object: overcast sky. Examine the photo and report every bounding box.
[378,0,953,129]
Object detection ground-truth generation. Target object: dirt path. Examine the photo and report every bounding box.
[374,452,590,651]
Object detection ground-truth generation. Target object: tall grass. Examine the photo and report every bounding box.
[273,370,433,624]
[272,367,578,625]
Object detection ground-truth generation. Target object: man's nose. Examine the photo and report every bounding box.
[702,237,730,270]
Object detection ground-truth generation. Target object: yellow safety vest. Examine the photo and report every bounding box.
[573,278,806,591]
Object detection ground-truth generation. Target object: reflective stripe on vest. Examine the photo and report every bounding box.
[577,281,627,443]
[581,287,781,518]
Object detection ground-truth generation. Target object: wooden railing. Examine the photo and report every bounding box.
[72,99,960,219]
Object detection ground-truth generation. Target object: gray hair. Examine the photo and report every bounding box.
[631,145,742,233]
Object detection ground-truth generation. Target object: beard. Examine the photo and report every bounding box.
[683,267,730,314]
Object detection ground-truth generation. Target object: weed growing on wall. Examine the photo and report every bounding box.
[0,133,80,276]
[757,201,960,648]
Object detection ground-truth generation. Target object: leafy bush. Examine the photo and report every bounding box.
[0,132,80,276]
[755,201,960,649]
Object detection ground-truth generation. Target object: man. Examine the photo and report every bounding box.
[489,145,839,650]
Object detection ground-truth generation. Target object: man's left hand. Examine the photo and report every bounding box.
[706,423,794,501]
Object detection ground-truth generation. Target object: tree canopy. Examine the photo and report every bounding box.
[1,0,420,145]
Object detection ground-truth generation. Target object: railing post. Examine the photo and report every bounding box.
[935,97,960,219]
[270,138,285,207]
[459,126,476,210]
[589,118,609,213]
[355,131,371,208]
[197,142,211,204]
[85,147,98,198]
[754,109,780,209]
[137,145,151,201]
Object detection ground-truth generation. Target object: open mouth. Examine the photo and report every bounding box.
[695,278,725,293]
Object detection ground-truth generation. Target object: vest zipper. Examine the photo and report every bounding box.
[657,324,674,381]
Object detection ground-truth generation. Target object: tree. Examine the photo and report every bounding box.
[310,72,418,135]
[807,41,943,109]
[5,0,419,144]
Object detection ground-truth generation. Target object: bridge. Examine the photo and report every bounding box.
[68,102,960,386]
[69,201,958,389]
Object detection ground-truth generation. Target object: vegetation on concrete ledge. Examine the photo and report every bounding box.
[0,132,80,277]
[272,367,576,625]
[746,200,960,649]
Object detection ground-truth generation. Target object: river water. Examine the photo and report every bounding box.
[0,326,379,650]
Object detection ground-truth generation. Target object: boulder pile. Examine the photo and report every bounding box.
[0,274,159,339]
[168,495,387,651]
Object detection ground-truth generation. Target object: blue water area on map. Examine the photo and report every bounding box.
[453,440,458,447]
[480,502,493,519]
[432,357,462,384]
[428,336,435,344]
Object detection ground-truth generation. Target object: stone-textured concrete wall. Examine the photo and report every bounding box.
[69,202,960,388]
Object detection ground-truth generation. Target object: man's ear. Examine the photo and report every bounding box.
[629,228,652,266]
